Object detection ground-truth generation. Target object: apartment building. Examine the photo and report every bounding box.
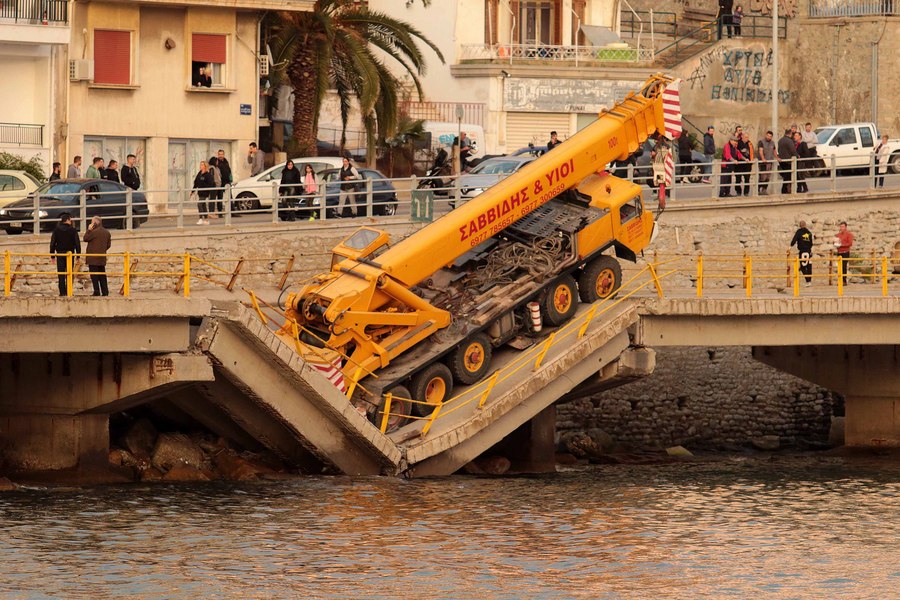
[64,0,312,209]
[0,0,70,174]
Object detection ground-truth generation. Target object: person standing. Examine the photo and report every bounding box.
[67,156,82,179]
[279,159,302,221]
[874,134,890,188]
[734,133,753,196]
[193,161,215,225]
[777,129,797,194]
[121,154,141,190]
[547,131,562,151]
[301,163,319,219]
[834,221,854,285]
[732,5,744,37]
[337,157,361,218]
[717,0,734,39]
[790,220,815,286]
[757,130,777,195]
[247,142,265,177]
[801,122,817,151]
[702,125,716,183]
[83,216,111,296]
[49,162,62,182]
[719,136,737,197]
[677,130,694,183]
[85,157,104,179]
[49,212,81,296]
[103,159,120,183]
[208,156,223,217]
[216,149,232,188]
[793,131,809,193]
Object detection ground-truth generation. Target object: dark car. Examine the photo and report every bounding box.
[319,168,398,217]
[0,179,149,234]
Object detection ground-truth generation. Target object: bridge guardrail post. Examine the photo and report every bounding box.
[829,155,837,193]
[837,255,844,296]
[125,188,133,231]
[3,250,9,297]
[869,150,876,186]
[793,256,800,296]
[870,250,877,285]
[744,253,752,297]
[177,187,185,229]
[882,256,889,296]
[78,189,87,233]
[32,191,41,233]
[711,159,719,200]
[224,185,232,227]
[366,178,373,217]
[272,181,279,224]
[785,250,791,288]
[123,252,131,296]
[828,250,834,286]
[696,253,703,297]
[183,254,191,298]
[790,156,797,194]
[66,252,74,297]
[379,393,393,433]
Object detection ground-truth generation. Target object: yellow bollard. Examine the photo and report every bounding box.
[66,252,73,297]
[183,254,191,298]
[478,372,500,409]
[836,256,843,297]
[745,255,752,298]
[123,252,131,297]
[3,250,10,297]
[882,256,888,297]
[379,393,393,433]
[533,331,557,371]
[793,256,800,297]
[647,261,665,298]
[696,254,704,298]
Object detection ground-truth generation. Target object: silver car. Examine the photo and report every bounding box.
[458,155,537,203]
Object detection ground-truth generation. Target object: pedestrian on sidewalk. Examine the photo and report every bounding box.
[50,162,62,182]
[732,5,744,37]
[49,212,80,296]
[83,216,111,296]
[793,131,809,193]
[790,220,814,286]
[67,156,82,179]
[734,132,754,196]
[122,154,141,190]
[247,142,265,177]
[720,137,737,197]
[301,163,319,219]
[777,129,797,194]
[702,125,715,184]
[103,160,120,183]
[717,0,734,39]
[834,221,854,285]
[208,156,223,218]
[677,130,694,183]
[338,157,361,218]
[757,130,777,195]
[279,159,302,221]
[193,161,215,225]
[874,134,890,188]
[85,157,104,179]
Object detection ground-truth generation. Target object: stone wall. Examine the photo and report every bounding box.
[557,346,836,447]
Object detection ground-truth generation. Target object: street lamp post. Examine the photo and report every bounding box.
[771,0,779,135]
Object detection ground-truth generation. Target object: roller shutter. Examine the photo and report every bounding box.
[192,34,227,64]
[505,112,570,152]
[94,30,131,85]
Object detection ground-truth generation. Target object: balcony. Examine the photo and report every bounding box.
[0,0,69,45]
[809,0,899,17]
[459,43,654,66]
[0,123,44,147]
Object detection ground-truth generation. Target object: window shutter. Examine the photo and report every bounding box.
[94,29,131,85]
[192,34,226,64]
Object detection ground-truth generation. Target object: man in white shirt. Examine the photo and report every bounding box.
[801,122,817,150]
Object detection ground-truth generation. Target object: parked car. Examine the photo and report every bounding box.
[318,168,398,217]
[814,123,900,173]
[231,157,346,211]
[0,170,41,208]
[0,179,148,234]
[458,155,537,203]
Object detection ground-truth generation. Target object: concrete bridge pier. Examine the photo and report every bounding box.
[0,352,214,477]
[754,345,900,449]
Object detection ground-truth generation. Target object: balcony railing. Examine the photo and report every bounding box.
[809,0,899,17]
[0,123,43,146]
[399,101,485,128]
[0,0,68,24]
[459,43,654,64]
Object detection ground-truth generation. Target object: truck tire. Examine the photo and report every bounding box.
[541,274,578,327]
[373,385,413,433]
[411,363,454,418]
[448,332,493,385]
[578,256,622,303]
[890,152,900,175]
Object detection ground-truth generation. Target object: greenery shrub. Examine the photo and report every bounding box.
[0,152,46,183]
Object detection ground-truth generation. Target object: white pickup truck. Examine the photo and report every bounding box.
[814,122,900,173]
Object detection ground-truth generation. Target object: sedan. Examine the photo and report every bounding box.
[458,155,537,203]
[0,179,149,234]
[230,157,346,211]
[318,168,398,217]
[0,170,41,208]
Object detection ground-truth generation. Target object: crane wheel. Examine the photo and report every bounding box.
[579,256,622,303]
[373,385,413,433]
[411,363,454,418]
[448,332,493,385]
[541,274,578,326]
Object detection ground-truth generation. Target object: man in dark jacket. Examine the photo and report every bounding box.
[49,212,81,296]
[84,215,112,296]
[777,129,798,194]
[677,132,694,183]
[121,154,141,190]
[216,149,232,187]
[103,160,121,183]
[790,220,815,286]
[702,125,715,183]
[717,0,734,39]
[792,131,809,193]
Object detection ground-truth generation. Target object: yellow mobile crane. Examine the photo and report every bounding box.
[280,74,679,427]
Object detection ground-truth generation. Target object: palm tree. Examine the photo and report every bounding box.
[272,1,443,162]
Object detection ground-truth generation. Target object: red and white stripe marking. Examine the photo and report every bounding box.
[664,152,674,187]
[662,79,682,140]
[311,357,346,393]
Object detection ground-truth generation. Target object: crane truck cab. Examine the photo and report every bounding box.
[277,74,680,432]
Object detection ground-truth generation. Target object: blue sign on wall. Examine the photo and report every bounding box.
[240,104,252,116]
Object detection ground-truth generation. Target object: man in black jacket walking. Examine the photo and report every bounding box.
[50,212,81,296]
[777,129,797,194]
[790,220,815,286]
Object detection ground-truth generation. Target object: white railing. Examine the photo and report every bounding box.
[459,43,655,64]
[809,0,899,17]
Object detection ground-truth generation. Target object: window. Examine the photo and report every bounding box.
[859,127,874,148]
[0,175,25,191]
[94,29,131,85]
[619,197,642,224]
[192,33,227,87]
[832,128,857,146]
[518,1,560,45]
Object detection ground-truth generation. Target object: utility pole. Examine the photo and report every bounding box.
[771,0,779,134]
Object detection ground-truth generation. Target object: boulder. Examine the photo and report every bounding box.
[122,418,158,459]
[476,456,511,475]
[565,433,605,461]
[666,445,694,457]
[213,451,275,481]
[151,432,205,472]
[751,435,781,451]
[0,477,18,491]
[140,467,165,482]
[162,464,210,482]
[555,452,579,465]
[586,428,615,452]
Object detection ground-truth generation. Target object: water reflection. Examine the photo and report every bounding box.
[1,455,898,598]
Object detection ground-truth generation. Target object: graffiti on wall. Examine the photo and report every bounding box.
[693,47,791,105]
[687,45,728,90]
[749,0,799,18]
